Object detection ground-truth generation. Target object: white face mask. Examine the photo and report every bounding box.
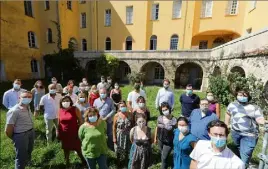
[207,96,214,101]
[138,103,145,108]
[62,102,70,109]
[162,110,170,116]
[115,85,119,89]
[178,126,189,134]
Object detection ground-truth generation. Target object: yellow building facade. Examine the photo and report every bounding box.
[1,0,268,81]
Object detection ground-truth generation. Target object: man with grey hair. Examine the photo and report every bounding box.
[93,87,115,151]
[5,91,35,169]
[39,84,62,145]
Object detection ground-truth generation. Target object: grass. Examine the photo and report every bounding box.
[0,83,263,169]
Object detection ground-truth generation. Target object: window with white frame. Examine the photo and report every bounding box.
[199,40,208,49]
[24,1,33,17]
[126,6,133,24]
[154,65,164,80]
[249,0,257,11]
[47,28,53,43]
[28,31,37,48]
[44,0,50,10]
[81,13,86,28]
[226,0,238,15]
[201,0,213,18]
[82,39,87,51]
[105,9,111,26]
[170,34,179,50]
[150,35,157,50]
[172,0,182,18]
[67,1,72,10]
[151,4,159,20]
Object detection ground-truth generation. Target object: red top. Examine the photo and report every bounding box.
[58,106,81,150]
[89,92,100,107]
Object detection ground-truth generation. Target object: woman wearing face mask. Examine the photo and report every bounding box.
[65,80,79,94]
[225,90,267,167]
[58,96,86,167]
[75,93,90,121]
[113,101,133,168]
[110,82,122,111]
[31,80,46,117]
[128,113,152,169]
[173,117,197,169]
[154,102,177,169]
[133,96,150,125]
[206,92,221,119]
[79,108,108,169]
[88,85,100,107]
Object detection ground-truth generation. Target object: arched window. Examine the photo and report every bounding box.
[170,34,179,50]
[105,37,111,50]
[28,31,36,48]
[150,35,157,50]
[125,36,132,50]
[82,39,87,51]
[47,28,53,43]
[212,37,225,48]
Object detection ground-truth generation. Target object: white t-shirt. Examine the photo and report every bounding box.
[39,93,62,119]
[127,90,146,109]
[190,140,245,169]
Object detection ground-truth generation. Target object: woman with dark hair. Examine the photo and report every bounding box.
[225,90,266,167]
[110,82,122,111]
[113,101,133,168]
[154,102,177,169]
[173,116,197,169]
[31,80,45,117]
[64,79,79,94]
[58,96,86,167]
[128,113,152,169]
[132,96,150,125]
[79,108,108,169]
[206,92,221,118]
[74,93,90,121]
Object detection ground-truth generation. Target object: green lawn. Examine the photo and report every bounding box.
[0,85,262,169]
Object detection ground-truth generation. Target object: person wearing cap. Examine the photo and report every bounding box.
[5,91,35,169]
[180,84,200,118]
[97,76,107,91]
[51,77,63,94]
[39,84,62,144]
[155,79,175,115]
[3,79,26,110]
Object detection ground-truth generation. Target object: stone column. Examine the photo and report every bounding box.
[201,71,209,92]
[163,60,176,89]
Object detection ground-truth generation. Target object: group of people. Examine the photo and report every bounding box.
[3,77,266,169]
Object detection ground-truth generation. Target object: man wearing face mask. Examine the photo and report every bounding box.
[155,79,175,115]
[93,88,116,151]
[189,99,218,140]
[3,79,26,110]
[39,84,62,145]
[127,79,147,112]
[106,76,113,97]
[190,120,244,169]
[5,91,35,169]
[51,77,63,94]
[180,84,200,118]
[97,76,108,91]
[225,90,267,167]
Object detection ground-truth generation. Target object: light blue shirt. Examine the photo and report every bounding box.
[2,88,25,109]
[155,87,175,109]
[93,97,115,123]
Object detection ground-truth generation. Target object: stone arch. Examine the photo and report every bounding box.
[68,37,78,51]
[115,61,131,83]
[86,60,98,83]
[212,66,221,76]
[140,61,165,85]
[230,66,245,77]
[175,62,203,89]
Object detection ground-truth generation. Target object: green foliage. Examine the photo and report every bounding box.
[127,71,145,85]
[43,48,84,83]
[95,54,119,78]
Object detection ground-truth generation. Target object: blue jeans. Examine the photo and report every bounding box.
[231,131,258,166]
[84,154,108,169]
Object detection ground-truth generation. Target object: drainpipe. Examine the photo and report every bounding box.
[182,0,189,49]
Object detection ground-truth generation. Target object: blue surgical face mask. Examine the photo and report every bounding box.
[88,115,98,123]
[79,98,85,102]
[100,93,107,99]
[13,83,21,90]
[186,89,193,95]
[237,96,248,103]
[49,89,56,94]
[120,107,127,113]
[21,98,32,105]
[211,136,227,148]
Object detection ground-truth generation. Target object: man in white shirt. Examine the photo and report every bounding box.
[155,79,174,115]
[97,76,107,91]
[51,77,63,94]
[190,120,245,169]
[127,80,146,112]
[39,84,61,144]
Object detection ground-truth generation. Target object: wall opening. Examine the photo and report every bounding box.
[86,60,98,83]
[141,62,164,85]
[115,61,131,83]
[230,66,245,77]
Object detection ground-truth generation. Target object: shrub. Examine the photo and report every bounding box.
[127,71,145,85]
[95,54,119,78]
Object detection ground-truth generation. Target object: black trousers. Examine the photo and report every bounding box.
[158,140,173,169]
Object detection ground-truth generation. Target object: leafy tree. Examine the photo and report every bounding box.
[95,54,119,78]
[127,71,145,85]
